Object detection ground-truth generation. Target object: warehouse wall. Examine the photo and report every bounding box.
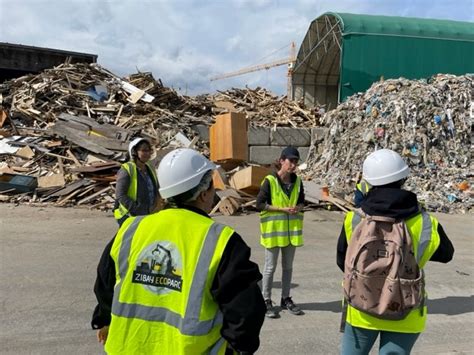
[0,43,97,82]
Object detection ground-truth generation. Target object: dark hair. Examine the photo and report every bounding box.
[272,159,282,171]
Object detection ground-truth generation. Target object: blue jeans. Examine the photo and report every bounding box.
[341,323,420,355]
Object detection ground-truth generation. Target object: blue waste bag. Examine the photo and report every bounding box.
[87,85,108,102]
[447,194,458,203]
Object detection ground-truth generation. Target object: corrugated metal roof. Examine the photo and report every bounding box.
[329,12,474,42]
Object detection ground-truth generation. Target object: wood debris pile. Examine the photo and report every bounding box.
[207,87,322,128]
[305,74,473,213]
[0,62,319,210]
[0,63,214,151]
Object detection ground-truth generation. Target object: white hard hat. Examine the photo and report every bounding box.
[158,148,217,199]
[128,137,150,158]
[362,149,410,186]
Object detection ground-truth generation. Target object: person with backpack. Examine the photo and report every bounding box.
[336,149,454,355]
[256,146,305,318]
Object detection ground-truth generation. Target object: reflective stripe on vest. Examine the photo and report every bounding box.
[417,211,432,264]
[260,175,303,248]
[113,161,158,220]
[261,230,303,238]
[357,181,370,195]
[111,217,225,336]
[351,212,362,232]
[260,214,303,224]
[209,337,226,355]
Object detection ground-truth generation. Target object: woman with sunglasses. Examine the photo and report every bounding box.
[113,137,159,226]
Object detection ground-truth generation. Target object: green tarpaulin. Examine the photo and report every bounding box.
[331,13,474,100]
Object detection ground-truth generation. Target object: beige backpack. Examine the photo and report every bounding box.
[343,211,424,320]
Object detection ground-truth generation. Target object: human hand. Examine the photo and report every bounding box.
[97,326,109,345]
[281,207,298,214]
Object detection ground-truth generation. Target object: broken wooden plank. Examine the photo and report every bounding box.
[16,145,35,159]
[56,188,84,206]
[66,149,82,166]
[218,196,240,216]
[52,122,116,156]
[0,110,7,128]
[77,185,113,205]
[48,179,91,197]
[38,173,66,188]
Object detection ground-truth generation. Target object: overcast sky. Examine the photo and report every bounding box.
[1,0,472,95]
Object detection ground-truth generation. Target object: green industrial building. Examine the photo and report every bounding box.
[292,13,474,109]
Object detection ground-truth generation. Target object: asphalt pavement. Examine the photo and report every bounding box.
[1,204,472,354]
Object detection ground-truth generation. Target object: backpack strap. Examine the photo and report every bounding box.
[339,299,348,333]
[366,215,397,223]
[419,269,426,316]
[353,209,398,226]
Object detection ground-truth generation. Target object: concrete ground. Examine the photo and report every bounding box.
[0,204,472,354]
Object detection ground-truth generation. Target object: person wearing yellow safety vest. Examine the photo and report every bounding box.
[354,178,371,208]
[336,149,454,355]
[256,146,305,319]
[92,148,266,354]
[113,137,159,226]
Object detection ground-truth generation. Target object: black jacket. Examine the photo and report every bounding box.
[256,171,305,211]
[92,206,265,353]
[336,187,454,272]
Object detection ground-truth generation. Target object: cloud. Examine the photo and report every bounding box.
[226,35,243,52]
[232,0,274,10]
[0,0,472,95]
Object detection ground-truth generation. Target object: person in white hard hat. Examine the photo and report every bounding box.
[336,149,454,355]
[113,137,159,226]
[92,148,266,354]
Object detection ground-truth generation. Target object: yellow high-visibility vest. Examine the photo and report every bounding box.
[113,161,158,221]
[106,208,234,354]
[343,209,440,333]
[260,175,303,248]
[356,180,371,195]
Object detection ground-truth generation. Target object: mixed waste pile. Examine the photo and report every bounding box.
[305,74,473,213]
[0,62,318,208]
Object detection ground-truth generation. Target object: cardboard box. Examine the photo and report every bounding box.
[212,168,228,190]
[229,166,272,195]
[209,112,248,163]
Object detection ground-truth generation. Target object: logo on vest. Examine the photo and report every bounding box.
[132,241,183,294]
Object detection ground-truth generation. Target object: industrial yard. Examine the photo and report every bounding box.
[0,6,473,355]
[1,204,473,354]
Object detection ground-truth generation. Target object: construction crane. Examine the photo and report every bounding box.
[210,42,296,98]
